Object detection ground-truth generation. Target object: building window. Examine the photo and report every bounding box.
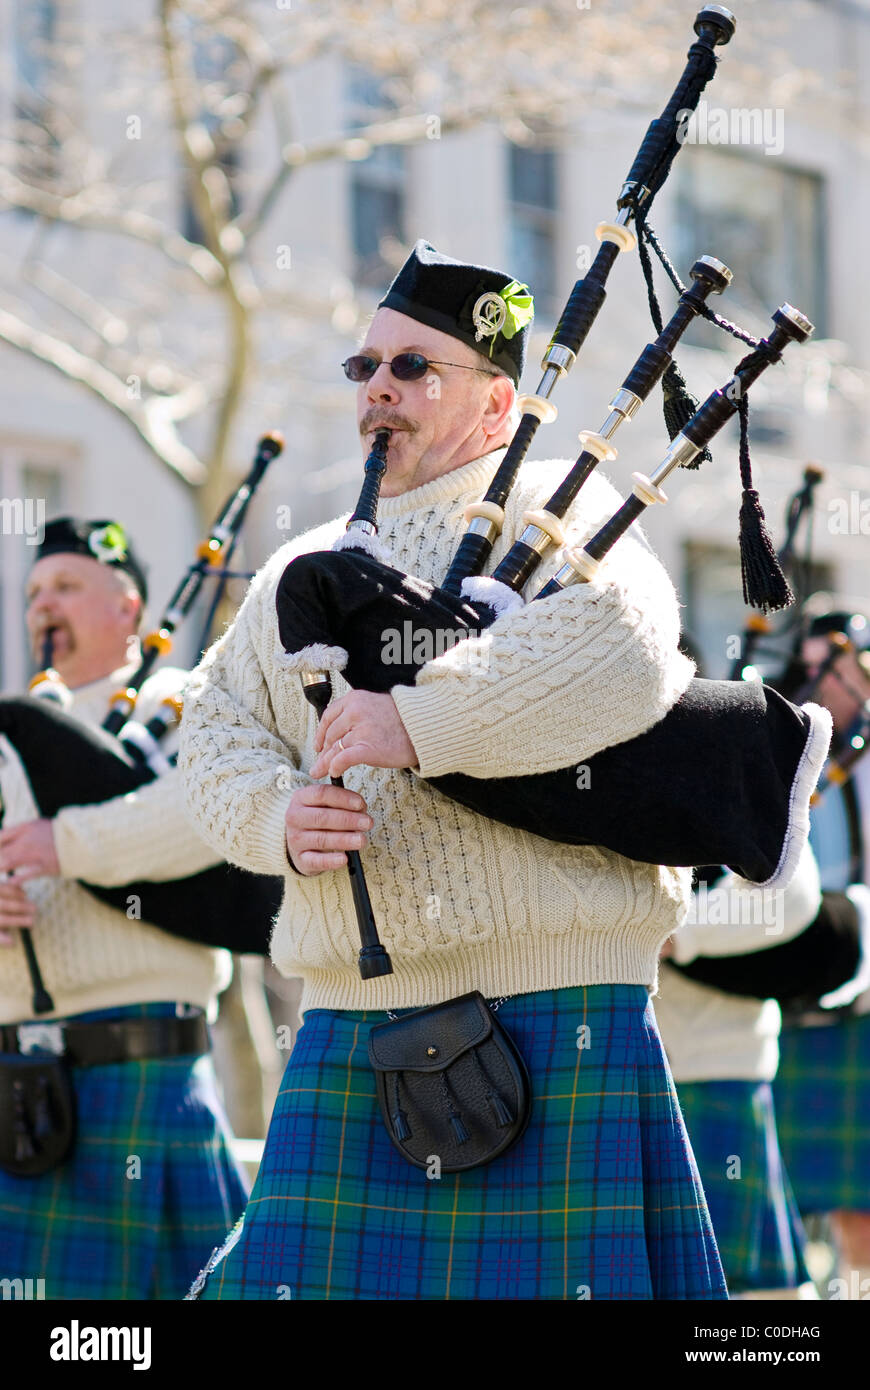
[180,32,244,246]
[506,140,559,308]
[0,443,71,693]
[682,539,833,681]
[672,151,827,347]
[12,0,60,190]
[346,67,407,292]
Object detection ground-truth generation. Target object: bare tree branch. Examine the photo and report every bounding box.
[159,0,251,515]
[0,169,224,284]
[0,303,208,484]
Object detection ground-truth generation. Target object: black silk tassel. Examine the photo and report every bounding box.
[662,362,710,467]
[737,397,794,613]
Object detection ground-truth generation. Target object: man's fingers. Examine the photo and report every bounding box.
[0,898,36,926]
[324,742,373,779]
[295,805,373,833]
[0,882,35,904]
[296,783,367,812]
[299,830,367,854]
[296,851,349,874]
[314,698,345,753]
[3,865,40,882]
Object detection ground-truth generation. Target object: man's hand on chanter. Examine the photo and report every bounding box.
[284,783,375,876]
[309,690,418,780]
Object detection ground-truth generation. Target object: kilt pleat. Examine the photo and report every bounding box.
[675,1080,810,1292]
[0,1004,249,1300]
[194,984,726,1301]
[774,1013,870,1214]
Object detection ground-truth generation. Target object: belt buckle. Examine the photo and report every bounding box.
[16,1022,65,1056]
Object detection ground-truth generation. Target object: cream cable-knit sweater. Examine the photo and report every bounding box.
[179,449,696,1014]
[655,843,822,1083]
[0,660,231,1023]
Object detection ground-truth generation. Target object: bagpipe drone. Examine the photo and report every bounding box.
[0,434,286,1014]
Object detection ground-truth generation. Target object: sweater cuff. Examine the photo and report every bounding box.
[391,682,487,779]
[242,791,299,879]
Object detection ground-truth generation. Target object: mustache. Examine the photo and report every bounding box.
[31,621,71,654]
[359,411,417,437]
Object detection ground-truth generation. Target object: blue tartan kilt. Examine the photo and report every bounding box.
[675,1080,810,1293]
[192,984,727,1301]
[0,1003,249,1300]
[773,1012,870,1215]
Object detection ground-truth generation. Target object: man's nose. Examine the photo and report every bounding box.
[28,594,53,618]
[366,362,399,404]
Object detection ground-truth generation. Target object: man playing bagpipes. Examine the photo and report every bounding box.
[0,518,249,1299]
[656,840,824,1299]
[773,607,870,1296]
[175,238,756,1301]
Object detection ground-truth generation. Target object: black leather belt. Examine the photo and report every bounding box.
[0,1013,210,1066]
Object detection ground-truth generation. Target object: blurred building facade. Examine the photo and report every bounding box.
[1,0,868,690]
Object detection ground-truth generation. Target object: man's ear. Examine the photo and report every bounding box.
[480,374,516,442]
[119,585,143,632]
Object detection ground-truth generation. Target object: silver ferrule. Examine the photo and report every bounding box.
[300,671,330,689]
[549,563,575,591]
[615,188,649,218]
[465,515,499,543]
[702,5,737,30]
[541,342,576,377]
[518,524,552,557]
[650,433,700,485]
[536,363,561,398]
[347,519,377,536]
[777,303,815,340]
[694,254,732,286]
[600,388,642,438]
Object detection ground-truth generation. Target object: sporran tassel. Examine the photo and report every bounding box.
[33,1075,53,1140]
[392,1108,412,1142]
[449,1112,471,1145]
[13,1081,36,1162]
[392,1074,412,1141]
[487,1090,514,1128]
[440,1069,471,1144]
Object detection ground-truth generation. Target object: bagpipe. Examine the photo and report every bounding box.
[671,477,870,1014]
[271,8,840,982]
[0,434,286,1014]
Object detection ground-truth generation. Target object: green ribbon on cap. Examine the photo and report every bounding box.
[497,280,534,341]
[88,522,128,565]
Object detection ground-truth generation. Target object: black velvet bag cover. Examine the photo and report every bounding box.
[0,696,280,954]
[0,1051,75,1177]
[276,549,826,884]
[368,992,531,1172]
[671,890,862,1008]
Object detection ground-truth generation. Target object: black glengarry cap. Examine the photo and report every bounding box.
[35,517,149,603]
[378,239,533,385]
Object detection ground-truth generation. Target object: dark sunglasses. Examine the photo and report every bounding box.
[342,352,497,383]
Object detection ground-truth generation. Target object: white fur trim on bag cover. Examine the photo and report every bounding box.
[757,702,832,892]
[460,575,525,617]
[276,643,348,674]
[331,528,390,563]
